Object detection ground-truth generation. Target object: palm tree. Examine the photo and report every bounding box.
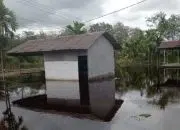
[0,0,17,48]
[66,21,86,35]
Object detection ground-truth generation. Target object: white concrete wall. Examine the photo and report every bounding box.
[44,51,85,80]
[87,36,115,79]
[89,80,115,118]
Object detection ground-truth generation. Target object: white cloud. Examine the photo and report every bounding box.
[4,0,180,33]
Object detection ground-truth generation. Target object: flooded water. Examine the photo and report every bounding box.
[0,67,180,130]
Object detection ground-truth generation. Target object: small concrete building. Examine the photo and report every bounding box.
[8,32,117,118]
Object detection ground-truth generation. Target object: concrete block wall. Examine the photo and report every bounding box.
[44,51,86,81]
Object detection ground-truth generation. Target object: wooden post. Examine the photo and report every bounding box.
[1,50,5,83]
[1,50,16,129]
[157,49,160,87]
[148,48,149,77]
[19,56,21,76]
[177,49,179,84]
[178,49,179,63]
[163,49,166,64]
[163,49,166,82]
[1,50,9,110]
[167,49,168,64]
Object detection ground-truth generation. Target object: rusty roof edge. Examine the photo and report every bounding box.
[158,40,180,49]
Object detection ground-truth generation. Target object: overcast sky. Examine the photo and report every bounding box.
[4,0,180,34]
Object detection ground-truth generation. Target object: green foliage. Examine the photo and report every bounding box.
[63,21,87,35]
[113,22,129,46]
[146,12,180,44]
[2,10,180,73]
[0,89,28,130]
[117,28,150,65]
[0,0,18,48]
[116,12,180,66]
[89,22,113,33]
[1,112,28,130]
[89,22,129,48]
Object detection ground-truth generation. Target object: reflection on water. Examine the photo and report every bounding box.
[46,80,80,99]
[117,66,180,109]
[0,67,179,109]
[0,67,179,110]
[0,68,180,129]
[0,72,45,101]
[147,87,180,109]
[0,89,4,100]
[89,79,116,119]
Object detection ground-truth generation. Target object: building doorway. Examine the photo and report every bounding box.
[78,56,90,106]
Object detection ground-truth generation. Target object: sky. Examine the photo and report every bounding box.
[4,0,180,34]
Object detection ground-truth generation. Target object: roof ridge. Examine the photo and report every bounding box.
[25,31,105,42]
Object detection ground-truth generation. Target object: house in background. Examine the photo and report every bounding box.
[8,31,117,119]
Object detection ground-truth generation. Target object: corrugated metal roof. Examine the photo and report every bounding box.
[8,32,117,56]
[159,40,180,49]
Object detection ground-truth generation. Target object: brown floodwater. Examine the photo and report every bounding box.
[0,67,180,130]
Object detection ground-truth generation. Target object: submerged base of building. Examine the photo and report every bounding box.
[12,94,123,122]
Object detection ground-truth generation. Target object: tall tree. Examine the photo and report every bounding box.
[89,22,113,33]
[113,22,129,46]
[146,12,180,45]
[166,14,180,40]
[146,12,168,46]
[0,0,18,48]
[65,21,87,35]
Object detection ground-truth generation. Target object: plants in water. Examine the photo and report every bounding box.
[0,89,28,130]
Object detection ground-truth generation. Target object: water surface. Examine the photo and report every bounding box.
[0,67,180,130]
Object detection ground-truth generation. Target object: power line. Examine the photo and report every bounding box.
[18,17,64,30]
[84,0,147,23]
[16,0,80,21]
[26,0,81,21]
[16,0,147,31]
[16,0,69,21]
[54,0,148,30]
[18,16,46,23]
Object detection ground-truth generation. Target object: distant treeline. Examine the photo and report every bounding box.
[1,0,180,70]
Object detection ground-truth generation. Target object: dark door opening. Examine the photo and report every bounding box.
[78,56,90,106]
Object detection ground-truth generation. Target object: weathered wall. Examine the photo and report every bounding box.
[89,79,115,118]
[88,36,115,118]
[44,51,86,80]
[46,80,80,99]
[87,35,115,79]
